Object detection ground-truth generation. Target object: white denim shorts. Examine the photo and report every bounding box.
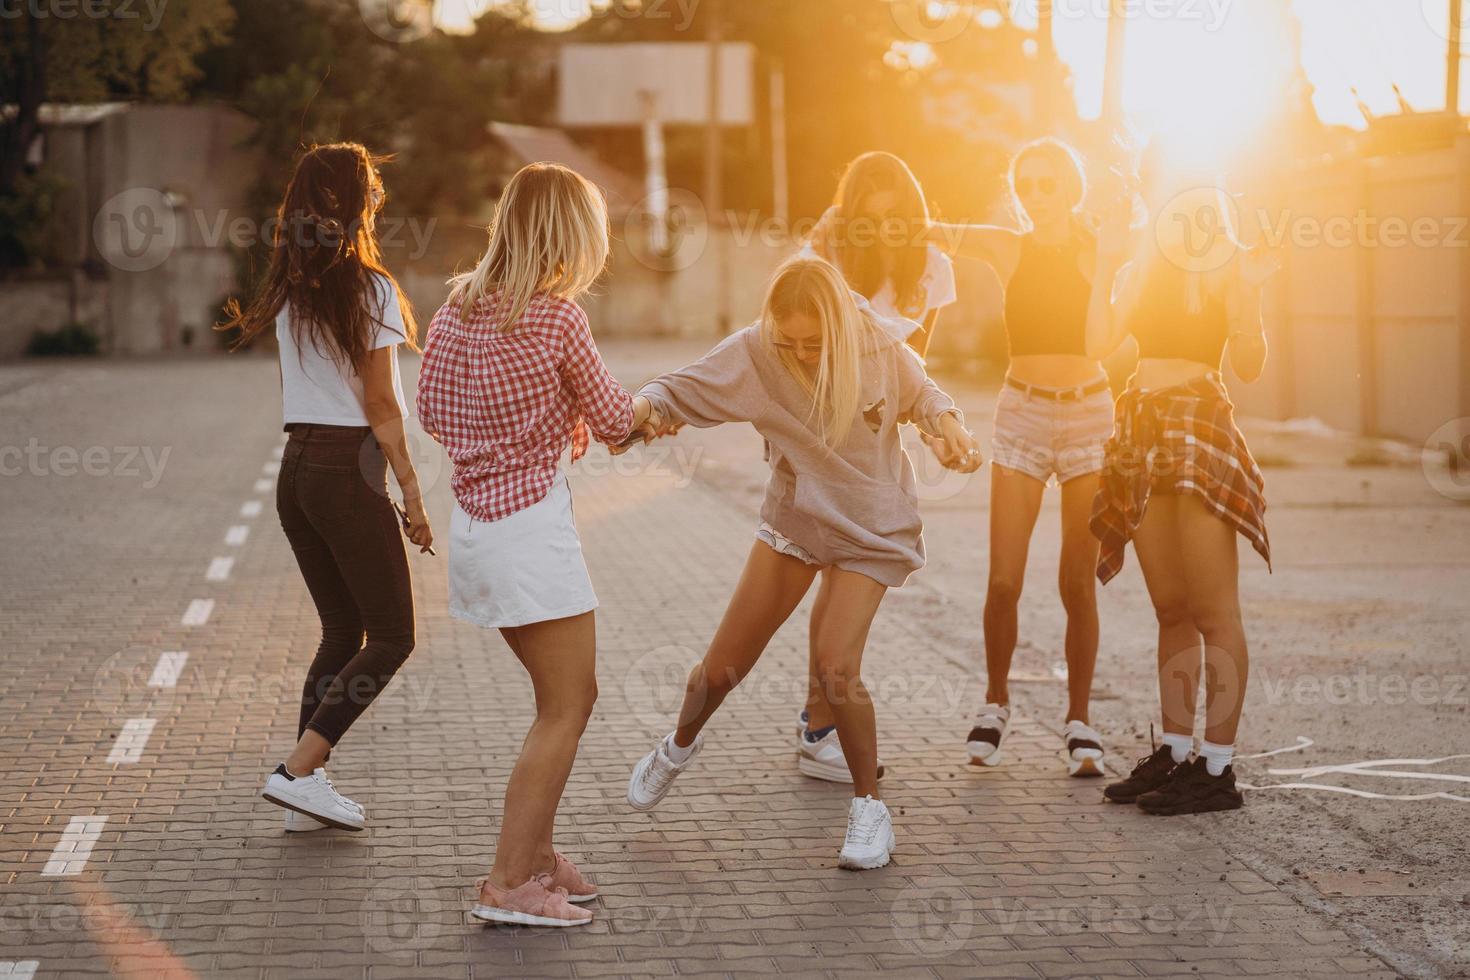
[991,379,1116,485]
[755,522,819,565]
[448,473,599,629]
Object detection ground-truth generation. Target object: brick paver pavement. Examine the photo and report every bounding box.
[0,350,1402,979]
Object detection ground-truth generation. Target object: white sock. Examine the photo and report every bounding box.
[663,733,694,765]
[1199,740,1234,776]
[1161,732,1193,764]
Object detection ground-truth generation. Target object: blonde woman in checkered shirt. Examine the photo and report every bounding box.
[417,163,659,928]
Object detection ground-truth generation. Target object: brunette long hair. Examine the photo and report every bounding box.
[219,142,417,370]
[813,151,931,320]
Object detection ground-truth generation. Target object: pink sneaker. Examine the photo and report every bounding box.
[469,874,592,928]
[548,851,598,904]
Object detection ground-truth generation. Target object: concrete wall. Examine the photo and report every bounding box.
[1229,140,1470,445]
[0,278,109,358]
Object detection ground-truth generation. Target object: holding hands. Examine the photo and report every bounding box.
[927,410,983,474]
[609,395,681,455]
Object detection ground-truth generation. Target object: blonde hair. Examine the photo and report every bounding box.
[448,162,609,327]
[1009,138,1087,230]
[759,258,877,449]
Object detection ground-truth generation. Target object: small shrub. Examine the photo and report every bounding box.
[25,322,101,357]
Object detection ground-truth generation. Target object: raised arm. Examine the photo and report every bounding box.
[1084,201,1136,360]
[925,222,1023,281]
[638,328,764,429]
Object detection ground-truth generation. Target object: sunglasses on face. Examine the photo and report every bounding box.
[772,337,823,357]
[1016,176,1059,197]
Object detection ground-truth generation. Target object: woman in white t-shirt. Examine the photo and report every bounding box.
[802,151,958,356]
[220,142,434,835]
[791,151,958,784]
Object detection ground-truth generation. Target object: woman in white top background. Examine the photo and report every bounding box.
[220,142,434,834]
[793,151,957,783]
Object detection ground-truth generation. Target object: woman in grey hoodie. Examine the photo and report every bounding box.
[621,257,980,869]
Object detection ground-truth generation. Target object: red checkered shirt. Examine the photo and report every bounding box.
[416,292,635,522]
[1090,373,1271,584]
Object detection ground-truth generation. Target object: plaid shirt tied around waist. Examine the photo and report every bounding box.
[415,293,635,522]
[1089,372,1271,584]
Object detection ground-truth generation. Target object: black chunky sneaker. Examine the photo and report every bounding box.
[1136,757,1245,815]
[1103,743,1179,803]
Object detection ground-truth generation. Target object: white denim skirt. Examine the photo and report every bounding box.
[448,474,598,630]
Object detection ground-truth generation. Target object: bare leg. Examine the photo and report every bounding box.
[804,578,835,730]
[809,567,888,799]
[1130,495,1202,737]
[673,542,819,746]
[983,465,1046,708]
[1173,496,1249,745]
[1058,473,1102,724]
[487,612,598,890]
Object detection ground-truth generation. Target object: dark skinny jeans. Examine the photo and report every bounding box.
[277,423,415,747]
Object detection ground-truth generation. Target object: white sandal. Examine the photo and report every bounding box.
[1063,719,1105,778]
[966,703,1010,767]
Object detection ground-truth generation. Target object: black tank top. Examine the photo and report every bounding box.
[1003,230,1093,358]
[1129,263,1230,368]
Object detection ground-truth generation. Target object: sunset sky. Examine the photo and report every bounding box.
[431,0,1466,137]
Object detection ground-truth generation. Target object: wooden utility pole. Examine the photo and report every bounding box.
[1037,0,1056,128]
[1102,0,1127,123]
[1448,0,1463,116]
[705,0,731,334]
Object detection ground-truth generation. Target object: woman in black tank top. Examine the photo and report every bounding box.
[926,139,1134,777]
[1089,171,1280,815]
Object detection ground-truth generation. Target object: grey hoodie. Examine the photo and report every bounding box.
[639,312,960,588]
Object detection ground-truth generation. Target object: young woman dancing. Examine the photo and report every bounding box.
[793,150,958,783]
[927,139,1125,776]
[417,164,659,924]
[224,143,434,834]
[1090,171,1276,815]
[620,257,981,869]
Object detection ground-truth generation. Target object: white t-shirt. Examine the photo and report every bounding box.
[276,273,408,426]
[796,240,957,338]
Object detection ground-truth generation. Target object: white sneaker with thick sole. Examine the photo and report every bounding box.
[837,796,895,870]
[1063,719,1106,778]
[966,703,1011,767]
[627,734,703,811]
[261,764,365,831]
[797,727,886,783]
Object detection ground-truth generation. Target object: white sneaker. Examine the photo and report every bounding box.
[966,703,1010,767]
[837,796,895,870]
[1063,719,1105,778]
[261,764,366,831]
[797,727,886,783]
[795,708,808,736]
[627,734,703,811]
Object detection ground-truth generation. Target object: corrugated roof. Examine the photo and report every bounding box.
[489,121,644,213]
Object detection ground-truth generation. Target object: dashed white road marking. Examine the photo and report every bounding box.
[181,599,214,626]
[253,478,273,494]
[240,500,263,518]
[107,719,156,764]
[205,556,234,582]
[41,816,108,876]
[263,460,280,477]
[148,651,188,688]
[224,525,250,546]
[0,961,40,979]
